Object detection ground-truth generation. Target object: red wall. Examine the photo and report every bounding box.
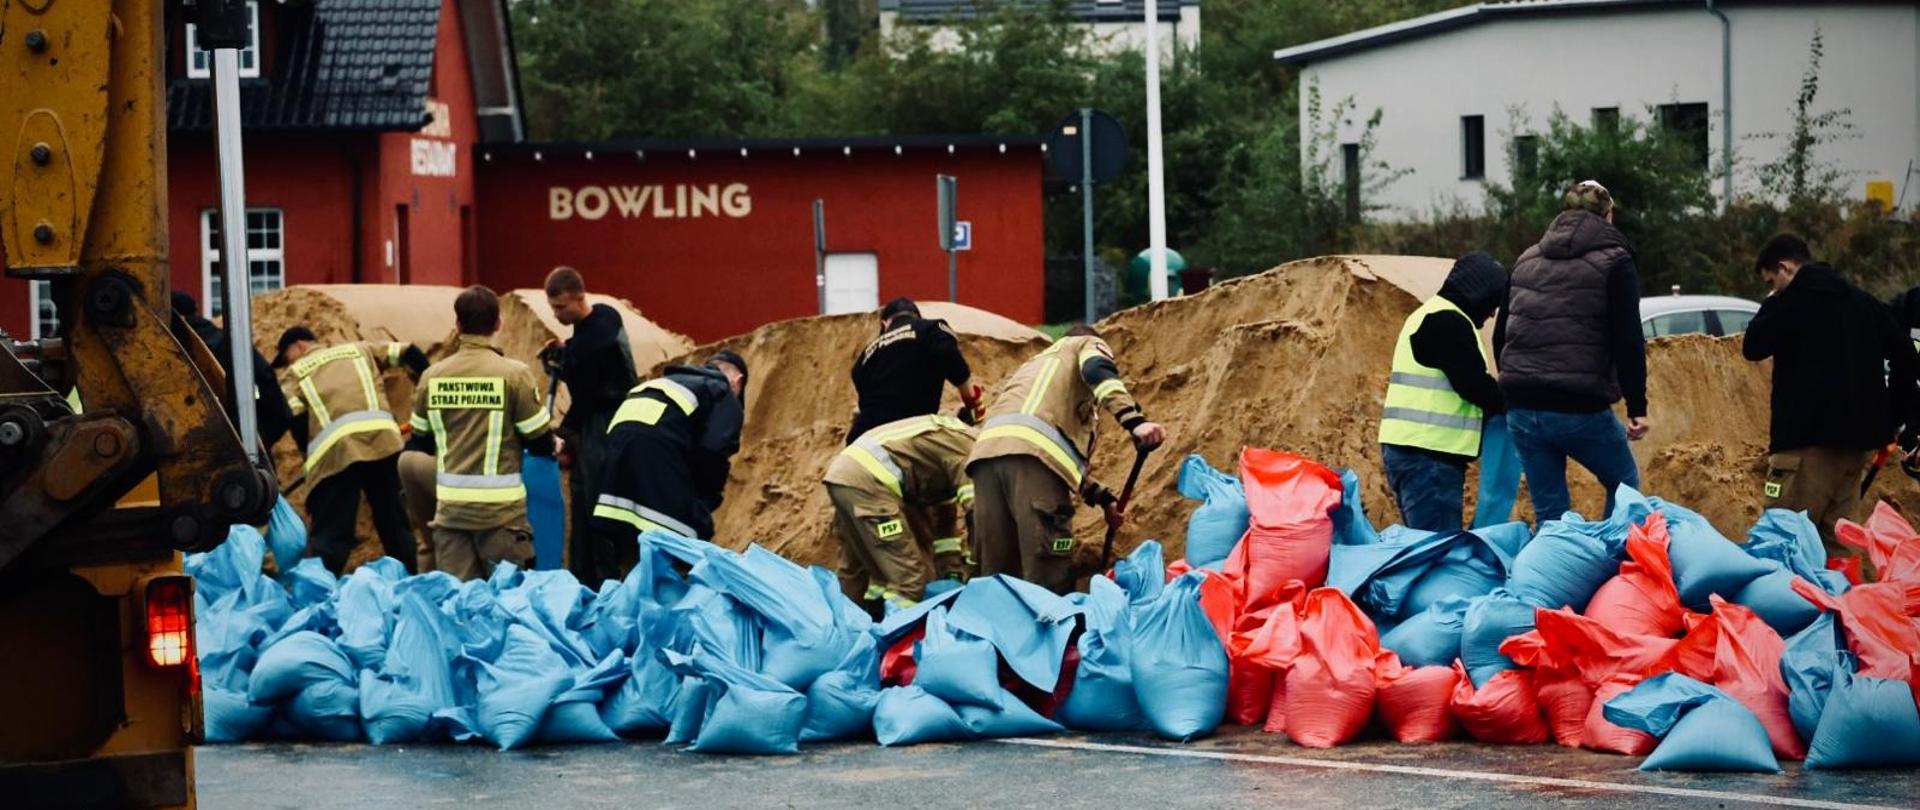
[366,0,478,287]
[473,146,1046,342]
[168,133,365,299]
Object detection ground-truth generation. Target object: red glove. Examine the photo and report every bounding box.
[958,383,986,425]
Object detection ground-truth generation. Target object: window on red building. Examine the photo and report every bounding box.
[202,208,286,318]
[185,0,261,79]
[30,280,58,339]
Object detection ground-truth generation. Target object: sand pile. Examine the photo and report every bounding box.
[1071,256,1920,562]
[679,303,1051,566]
[250,284,691,567]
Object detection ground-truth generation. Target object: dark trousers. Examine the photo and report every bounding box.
[307,455,417,575]
[567,410,614,583]
[1381,443,1468,532]
[969,455,1077,595]
[1506,407,1641,524]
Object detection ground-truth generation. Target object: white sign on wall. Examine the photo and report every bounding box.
[410,98,458,178]
[548,184,753,221]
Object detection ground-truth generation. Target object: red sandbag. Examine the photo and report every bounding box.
[1534,676,1593,748]
[1230,581,1309,728]
[1827,556,1863,587]
[1234,449,1343,597]
[1837,502,1920,583]
[1507,608,1679,688]
[1451,663,1549,744]
[1581,677,1656,755]
[1376,655,1460,743]
[881,627,925,686]
[1584,512,1688,638]
[1272,589,1379,748]
[1166,559,1194,581]
[1792,577,1920,683]
[1662,597,1806,760]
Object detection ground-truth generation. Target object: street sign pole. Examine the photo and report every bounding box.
[1144,2,1170,301]
[812,199,827,314]
[937,175,958,302]
[1080,108,1096,324]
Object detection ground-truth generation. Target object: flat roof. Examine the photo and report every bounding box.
[1273,0,1712,66]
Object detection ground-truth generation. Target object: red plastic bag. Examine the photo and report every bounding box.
[1376,654,1460,743]
[881,627,925,686]
[1581,676,1656,755]
[1584,512,1688,638]
[1232,584,1307,728]
[1273,589,1379,748]
[1836,502,1920,583]
[1792,578,1920,683]
[1828,556,1864,587]
[1233,449,1343,597]
[1495,611,1586,747]
[1662,597,1805,760]
[1506,608,1679,689]
[1166,559,1194,581]
[1450,662,1549,744]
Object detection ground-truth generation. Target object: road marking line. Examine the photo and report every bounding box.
[994,738,1902,810]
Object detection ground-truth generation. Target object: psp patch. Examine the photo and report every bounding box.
[874,518,905,539]
[1051,537,1074,553]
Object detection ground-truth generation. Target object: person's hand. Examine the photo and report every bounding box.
[1131,421,1167,450]
[1079,479,1116,507]
[1626,416,1653,441]
[1101,502,1126,530]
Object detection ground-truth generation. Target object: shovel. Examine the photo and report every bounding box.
[1098,440,1155,571]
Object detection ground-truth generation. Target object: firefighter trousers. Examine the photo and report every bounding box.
[433,522,534,582]
[397,449,438,572]
[968,454,1077,595]
[307,455,418,576]
[828,483,965,613]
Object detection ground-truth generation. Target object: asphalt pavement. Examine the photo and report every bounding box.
[196,729,1920,809]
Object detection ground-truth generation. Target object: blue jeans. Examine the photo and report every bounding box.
[1381,444,1467,532]
[1505,407,1641,524]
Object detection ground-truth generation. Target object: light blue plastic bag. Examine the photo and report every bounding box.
[1129,572,1227,741]
[1806,659,1920,769]
[1780,613,1843,742]
[1176,454,1249,568]
[1058,577,1143,732]
[914,607,1003,709]
[873,685,973,747]
[1603,673,1780,773]
[359,592,459,745]
[1380,595,1471,668]
[249,630,362,741]
[1459,589,1536,688]
[473,624,570,750]
[522,452,566,570]
[264,495,308,577]
[1472,414,1522,528]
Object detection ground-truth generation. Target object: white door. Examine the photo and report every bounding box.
[823,252,879,315]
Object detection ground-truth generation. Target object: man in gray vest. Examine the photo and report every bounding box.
[1494,180,1651,523]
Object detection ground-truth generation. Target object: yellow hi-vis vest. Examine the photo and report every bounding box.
[1377,297,1487,457]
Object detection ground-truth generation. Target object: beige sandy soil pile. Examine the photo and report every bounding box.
[250,284,690,566]
[679,303,1051,566]
[1071,255,1919,563]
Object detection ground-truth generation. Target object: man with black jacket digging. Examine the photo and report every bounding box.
[1495,180,1651,523]
[1377,252,1507,531]
[848,298,982,442]
[1745,234,1919,561]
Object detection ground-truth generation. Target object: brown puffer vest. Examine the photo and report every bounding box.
[1499,210,1633,405]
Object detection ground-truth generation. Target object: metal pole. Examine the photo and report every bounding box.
[211,47,260,463]
[1144,1,1169,301]
[1081,108,1096,323]
[947,250,957,303]
[813,199,827,314]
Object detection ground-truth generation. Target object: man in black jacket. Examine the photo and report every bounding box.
[544,266,638,581]
[1744,234,1918,557]
[848,298,980,443]
[170,291,292,449]
[1494,181,1650,523]
[1377,252,1507,531]
[590,352,747,579]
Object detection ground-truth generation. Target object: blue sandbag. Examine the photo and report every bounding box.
[684,663,807,755]
[914,607,1003,709]
[1472,414,1522,528]
[1459,589,1536,688]
[359,592,459,745]
[285,558,338,611]
[945,575,1084,694]
[264,495,308,578]
[1403,523,1528,616]
[1732,568,1822,637]
[1330,526,1519,621]
[1176,454,1250,568]
[801,633,882,743]
[1059,577,1144,732]
[873,685,975,747]
[336,565,400,672]
[1506,515,1622,612]
[1332,468,1382,547]
[474,624,571,750]
[956,689,1065,738]
[664,677,715,746]
[1129,572,1227,741]
[1806,662,1920,769]
[1381,595,1471,668]
[1780,614,1844,742]
[1604,673,1781,773]
[601,649,681,736]
[698,545,849,690]
[204,685,273,743]
[1112,540,1165,605]
[249,631,361,741]
[522,452,565,570]
[535,651,627,744]
[1659,500,1773,609]
[1745,509,1831,578]
[186,524,269,601]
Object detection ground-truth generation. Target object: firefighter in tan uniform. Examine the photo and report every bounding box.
[825,414,977,614]
[406,286,556,581]
[966,325,1165,594]
[273,326,430,574]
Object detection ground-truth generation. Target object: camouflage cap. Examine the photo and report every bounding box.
[1563,180,1615,216]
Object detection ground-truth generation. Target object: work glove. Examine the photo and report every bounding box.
[957,384,986,426]
[1079,479,1116,508]
[400,345,431,378]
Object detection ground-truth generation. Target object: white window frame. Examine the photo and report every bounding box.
[202,207,286,318]
[185,0,261,80]
[30,280,59,339]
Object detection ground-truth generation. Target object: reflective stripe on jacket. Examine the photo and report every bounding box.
[966,335,1143,486]
[283,341,405,485]
[826,414,977,507]
[1379,297,1487,457]
[410,336,550,530]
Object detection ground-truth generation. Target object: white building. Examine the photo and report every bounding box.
[879,0,1201,58]
[1273,0,1920,218]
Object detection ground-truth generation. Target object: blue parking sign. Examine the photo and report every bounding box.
[953,221,972,251]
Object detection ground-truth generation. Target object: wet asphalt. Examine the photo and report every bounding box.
[196,728,1919,809]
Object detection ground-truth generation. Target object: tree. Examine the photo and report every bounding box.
[1747,27,1859,209]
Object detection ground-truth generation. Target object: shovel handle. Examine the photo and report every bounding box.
[1099,440,1156,571]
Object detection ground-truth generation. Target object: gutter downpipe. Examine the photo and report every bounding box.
[1706,0,1733,209]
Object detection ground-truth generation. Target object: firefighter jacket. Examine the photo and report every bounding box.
[591,364,744,539]
[827,414,978,553]
[966,335,1145,487]
[408,335,552,531]
[282,341,409,487]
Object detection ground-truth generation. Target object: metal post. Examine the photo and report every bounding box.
[1143,0,1169,301]
[211,47,260,463]
[1081,108,1096,323]
[812,199,827,315]
[937,175,958,302]
[947,250,957,303]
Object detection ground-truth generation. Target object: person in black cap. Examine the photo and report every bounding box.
[847,298,978,444]
[587,351,747,580]
[171,291,292,448]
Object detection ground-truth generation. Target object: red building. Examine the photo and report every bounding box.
[1,0,1047,344]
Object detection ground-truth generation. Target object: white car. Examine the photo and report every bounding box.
[1640,294,1762,339]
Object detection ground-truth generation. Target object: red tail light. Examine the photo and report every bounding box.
[144,577,193,668]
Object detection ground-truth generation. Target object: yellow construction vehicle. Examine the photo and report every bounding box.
[0,0,275,804]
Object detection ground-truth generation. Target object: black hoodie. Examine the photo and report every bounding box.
[1744,263,1918,453]
[1409,251,1508,417]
